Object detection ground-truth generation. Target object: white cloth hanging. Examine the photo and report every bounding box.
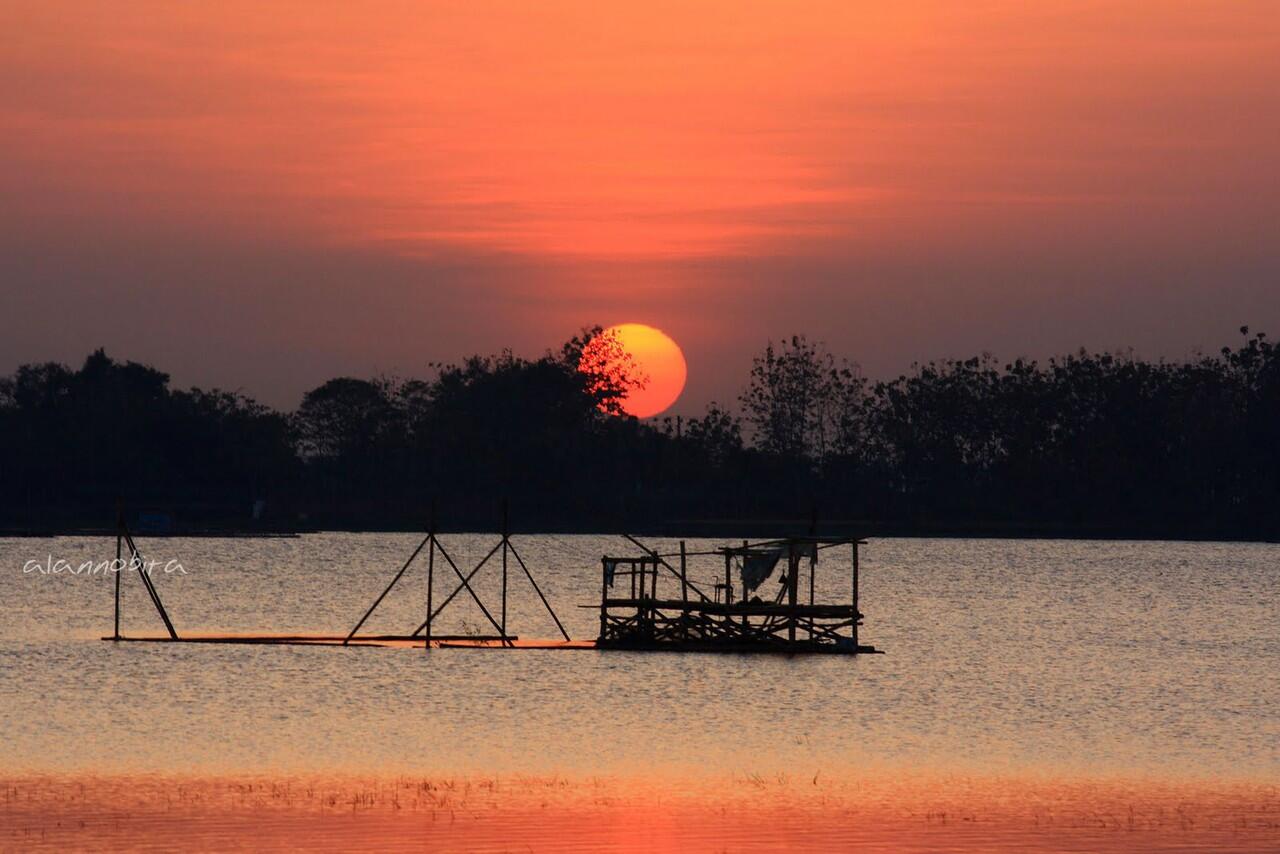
[739,547,784,593]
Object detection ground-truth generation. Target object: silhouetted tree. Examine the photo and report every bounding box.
[740,336,862,464]
[294,377,400,461]
[684,403,743,468]
[2,327,1277,537]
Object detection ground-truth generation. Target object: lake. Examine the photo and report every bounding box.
[2,534,1278,850]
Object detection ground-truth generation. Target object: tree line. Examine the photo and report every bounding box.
[1,327,1276,538]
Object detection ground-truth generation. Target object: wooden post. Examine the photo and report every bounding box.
[809,546,816,607]
[507,542,571,641]
[809,543,816,640]
[787,543,798,644]
[723,551,732,605]
[113,519,122,641]
[425,503,436,650]
[121,529,178,640]
[501,502,509,646]
[624,534,713,603]
[425,533,435,648]
[346,532,430,644]
[600,557,609,641]
[852,540,860,649]
[650,557,658,636]
[807,511,817,643]
[427,538,506,636]
[679,541,688,603]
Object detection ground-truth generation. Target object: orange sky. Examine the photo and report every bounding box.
[1,1,1277,410]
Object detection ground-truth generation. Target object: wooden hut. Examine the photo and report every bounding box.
[597,536,877,654]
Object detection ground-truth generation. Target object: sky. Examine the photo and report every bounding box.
[2,1,1277,414]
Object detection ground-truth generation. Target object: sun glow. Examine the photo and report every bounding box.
[583,323,687,419]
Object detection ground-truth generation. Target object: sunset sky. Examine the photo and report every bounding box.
[2,1,1277,413]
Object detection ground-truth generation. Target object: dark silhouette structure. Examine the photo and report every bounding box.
[597,536,874,654]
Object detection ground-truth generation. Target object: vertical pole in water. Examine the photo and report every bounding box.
[787,544,798,644]
[425,505,436,650]
[648,558,657,638]
[425,534,435,649]
[645,558,655,637]
[501,501,509,647]
[679,541,688,603]
[809,548,816,606]
[723,551,732,605]
[808,510,817,644]
[600,557,609,642]
[852,540,860,649]
[679,541,689,643]
[113,503,122,641]
[809,545,816,641]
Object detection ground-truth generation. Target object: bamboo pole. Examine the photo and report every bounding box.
[852,541,860,649]
[809,545,816,641]
[429,538,506,636]
[679,541,688,604]
[723,551,731,604]
[787,543,798,644]
[425,533,435,649]
[410,539,503,635]
[346,532,430,644]
[501,502,509,647]
[600,557,608,641]
[649,557,658,636]
[623,534,713,602]
[425,503,436,650]
[114,501,122,640]
[113,527,120,640]
[121,530,178,640]
[507,542,571,641]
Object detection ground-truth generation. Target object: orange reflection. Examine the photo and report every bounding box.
[4,770,1277,852]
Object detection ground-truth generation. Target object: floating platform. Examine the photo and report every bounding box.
[103,633,596,650]
[102,510,881,656]
[102,632,875,654]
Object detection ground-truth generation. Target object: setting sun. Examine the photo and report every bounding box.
[584,323,687,419]
[4,3,1280,852]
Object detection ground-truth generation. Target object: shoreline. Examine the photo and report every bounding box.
[4,524,1278,544]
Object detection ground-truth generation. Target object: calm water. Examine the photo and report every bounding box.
[1,534,1277,780]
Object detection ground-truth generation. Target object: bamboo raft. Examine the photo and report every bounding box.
[103,507,879,655]
[103,633,595,650]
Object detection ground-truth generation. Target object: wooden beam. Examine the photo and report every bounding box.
[409,539,503,636]
[121,529,178,640]
[507,541,572,642]
[346,532,430,645]
[624,534,713,602]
